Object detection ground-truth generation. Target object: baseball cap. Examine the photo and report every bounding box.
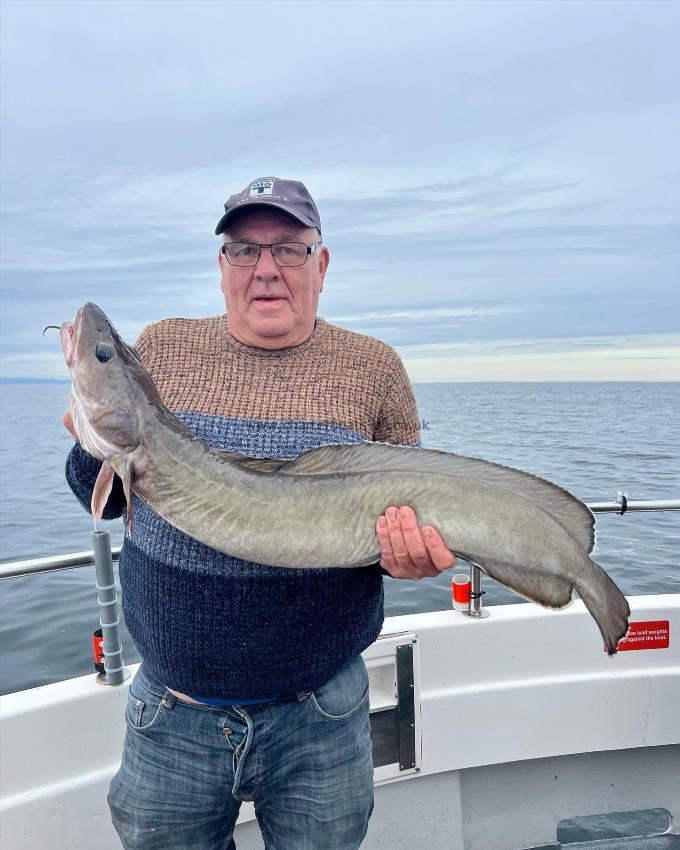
[215,177,321,236]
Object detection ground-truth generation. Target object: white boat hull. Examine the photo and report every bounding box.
[2,595,679,849]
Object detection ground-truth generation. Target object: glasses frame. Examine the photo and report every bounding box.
[220,240,322,268]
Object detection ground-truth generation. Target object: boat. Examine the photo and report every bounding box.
[1,498,679,849]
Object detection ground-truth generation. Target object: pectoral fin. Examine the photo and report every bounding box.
[116,456,136,536]
[91,462,115,521]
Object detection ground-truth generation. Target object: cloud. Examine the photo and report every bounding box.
[399,332,680,357]
[1,0,678,379]
[320,172,579,236]
[399,333,680,382]
[326,305,523,323]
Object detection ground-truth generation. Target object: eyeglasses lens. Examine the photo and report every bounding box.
[224,242,308,267]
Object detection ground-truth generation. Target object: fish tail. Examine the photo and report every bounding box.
[575,559,630,655]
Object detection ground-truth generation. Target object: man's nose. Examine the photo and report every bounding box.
[254,246,280,278]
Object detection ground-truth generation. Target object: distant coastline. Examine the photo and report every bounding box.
[1,377,678,385]
[0,377,70,384]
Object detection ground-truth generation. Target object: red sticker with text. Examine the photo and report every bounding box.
[615,620,670,652]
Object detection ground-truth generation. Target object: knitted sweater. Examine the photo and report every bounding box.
[65,315,420,700]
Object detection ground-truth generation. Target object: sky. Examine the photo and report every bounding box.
[1,0,679,381]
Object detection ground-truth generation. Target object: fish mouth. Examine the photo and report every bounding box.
[60,307,83,370]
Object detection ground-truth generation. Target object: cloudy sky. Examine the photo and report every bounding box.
[1,0,678,381]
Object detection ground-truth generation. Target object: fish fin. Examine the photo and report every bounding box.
[466,554,575,609]
[281,442,595,555]
[572,558,631,655]
[115,456,136,536]
[91,462,115,521]
[472,551,630,654]
[212,449,289,472]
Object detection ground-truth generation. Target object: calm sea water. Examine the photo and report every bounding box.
[1,381,678,695]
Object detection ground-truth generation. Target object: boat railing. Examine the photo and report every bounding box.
[587,497,680,514]
[1,496,678,689]
[0,547,123,579]
[1,496,678,581]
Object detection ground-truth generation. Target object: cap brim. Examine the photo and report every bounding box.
[215,201,318,235]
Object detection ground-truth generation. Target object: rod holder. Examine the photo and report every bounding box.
[463,562,489,619]
[92,530,129,685]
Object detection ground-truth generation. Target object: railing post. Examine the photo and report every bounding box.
[463,562,489,619]
[92,530,128,685]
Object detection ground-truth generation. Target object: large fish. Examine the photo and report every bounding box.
[60,303,630,653]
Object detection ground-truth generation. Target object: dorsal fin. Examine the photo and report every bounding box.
[212,448,289,472]
[279,442,595,554]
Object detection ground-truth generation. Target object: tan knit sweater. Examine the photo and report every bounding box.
[135,315,420,446]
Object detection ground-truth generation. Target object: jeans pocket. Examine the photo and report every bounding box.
[308,655,370,722]
[125,670,168,732]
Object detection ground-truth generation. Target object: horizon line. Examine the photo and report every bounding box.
[2,377,679,386]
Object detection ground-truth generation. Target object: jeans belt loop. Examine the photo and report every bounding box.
[161,691,177,709]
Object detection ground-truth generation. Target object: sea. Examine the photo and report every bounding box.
[1,381,679,697]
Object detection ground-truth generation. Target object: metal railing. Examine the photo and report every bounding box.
[0,546,123,579]
[588,498,680,514]
[0,497,678,581]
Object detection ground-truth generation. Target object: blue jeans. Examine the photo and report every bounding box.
[108,656,374,849]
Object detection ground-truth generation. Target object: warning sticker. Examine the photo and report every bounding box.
[615,620,670,652]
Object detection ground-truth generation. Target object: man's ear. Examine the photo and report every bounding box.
[318,245,330,293]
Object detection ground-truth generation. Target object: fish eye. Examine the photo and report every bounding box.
[95,342,115,363]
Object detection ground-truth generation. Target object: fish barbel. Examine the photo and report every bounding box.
[60,303,630,653]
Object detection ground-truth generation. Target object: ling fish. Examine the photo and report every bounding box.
[60,303,630,653]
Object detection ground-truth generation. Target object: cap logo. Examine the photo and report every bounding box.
[249,178,274,197]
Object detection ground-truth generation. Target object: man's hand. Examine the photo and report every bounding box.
[63,410,78,440]
[376,505,457,579]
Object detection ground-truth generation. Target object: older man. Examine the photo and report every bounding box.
[65,177,455,849]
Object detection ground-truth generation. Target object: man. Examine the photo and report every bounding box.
[65,177,455,849]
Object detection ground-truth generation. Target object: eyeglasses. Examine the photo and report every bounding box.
[220,241,322,268]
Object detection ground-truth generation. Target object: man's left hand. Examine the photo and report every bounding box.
[376,505,457,579]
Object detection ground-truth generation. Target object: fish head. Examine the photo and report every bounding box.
[61,303,146,461]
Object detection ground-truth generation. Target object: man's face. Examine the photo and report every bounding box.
[218,208,329,349]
